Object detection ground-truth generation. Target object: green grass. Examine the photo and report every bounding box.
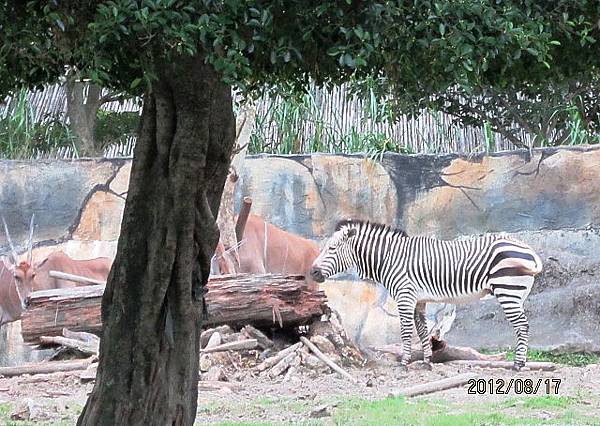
[331,396,600,426]
[478,348,600,367]
[206,393,600,425]
[513,349,600,367]
[0,402,75,426]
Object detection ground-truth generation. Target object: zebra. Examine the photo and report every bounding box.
[309,220,543,370]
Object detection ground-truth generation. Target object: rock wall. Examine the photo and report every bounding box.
[0,146,598,363]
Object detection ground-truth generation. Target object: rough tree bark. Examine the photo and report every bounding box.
[77,55,235,425]
[65,71,109,156]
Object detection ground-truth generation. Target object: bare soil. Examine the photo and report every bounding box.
[1,361,599,425]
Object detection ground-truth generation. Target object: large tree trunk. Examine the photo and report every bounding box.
[77,55,235,425]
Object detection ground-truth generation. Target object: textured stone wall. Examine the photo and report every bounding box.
[0,146,598,363]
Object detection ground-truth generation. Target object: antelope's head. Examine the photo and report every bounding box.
[1,214,36,308]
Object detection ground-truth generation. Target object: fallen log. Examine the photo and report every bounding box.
[391,373,478,398]
[446,360,557,371]
[256,342,303,372]
[201,339,258,354]
[21,274,327,345]
[39,328,100,356]
[371,340,507,363]
[300,336,358,384]
[269,352,300,378]
[39,335,98,356]
[198,381,240,392]
[241,324,274,349]
[0,357,95,378]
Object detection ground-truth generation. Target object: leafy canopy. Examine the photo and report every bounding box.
[1,1,599,109]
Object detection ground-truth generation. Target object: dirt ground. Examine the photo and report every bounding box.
[1,361,599,425]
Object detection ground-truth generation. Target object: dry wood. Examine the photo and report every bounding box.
[391,373,478,397]
[48,270,106,286]
[371,342,506,363]
[79,363,98,383]
[62,329,99,344]
[269,352,300,378]
[299,336,357,383]
[256,342,303,372]
[283,366,297,382]
[201,339,258,353]
[204,332,222,350]
[241,324,274,349]
[44,390,72,397]
[0,358,95,378]
[447,360,557,371]
[235,197,253,242]
[197,381,240,391]
[39,336,98,355]
[21,274,327,344]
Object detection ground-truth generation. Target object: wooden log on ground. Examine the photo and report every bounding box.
[300,336,358,384]
[0,357,95,378]
[256,342,303,372]
[201,339,258,353]
[446,360,556,371]
[241,324,274,349]
[39,336,98,355]
[371,341,506,363]
[391,373,478,398]
[198,381,240,392]
[21,274,327,344]
[39,328,100,355]
[269,352,300,378]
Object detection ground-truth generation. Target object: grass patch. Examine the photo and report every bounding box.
[523,396,578,409]
[0,402,74,426]
[330,396,600,426]
[479,348,600,366]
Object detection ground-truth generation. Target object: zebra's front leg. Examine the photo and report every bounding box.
[395,296,417,368]
[414,301,433,370]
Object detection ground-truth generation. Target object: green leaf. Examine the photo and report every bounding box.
[130,78,142,89]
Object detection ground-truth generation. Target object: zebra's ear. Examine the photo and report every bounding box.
[345,228,357,238]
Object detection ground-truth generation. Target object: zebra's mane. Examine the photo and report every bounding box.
[334,219,408,238]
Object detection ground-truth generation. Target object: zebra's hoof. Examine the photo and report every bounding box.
[512,361,525,371]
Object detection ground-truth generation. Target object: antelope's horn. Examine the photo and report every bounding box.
[27,213,35,265]
[1,216,19,265]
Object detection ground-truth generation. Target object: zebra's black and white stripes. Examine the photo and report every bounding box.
[309,220,542,370]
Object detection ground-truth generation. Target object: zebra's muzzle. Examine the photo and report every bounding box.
[309,266,325,283]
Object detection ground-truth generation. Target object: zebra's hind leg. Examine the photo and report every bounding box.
[414,301,433,369]
[395,295,418,368]
[492,276,534,370]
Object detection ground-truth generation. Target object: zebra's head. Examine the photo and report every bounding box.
[310,221,358,283]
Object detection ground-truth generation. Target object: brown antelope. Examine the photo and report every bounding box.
[0,215,112,325]
[212,214,321,290]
